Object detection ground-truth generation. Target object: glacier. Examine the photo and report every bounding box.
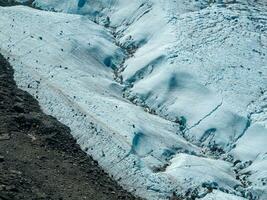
[0,0,266,199]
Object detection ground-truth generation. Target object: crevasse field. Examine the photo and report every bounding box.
[0,0,266,199]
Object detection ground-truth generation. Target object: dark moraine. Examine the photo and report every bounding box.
[0,0,34,7]
[0,54,141,200]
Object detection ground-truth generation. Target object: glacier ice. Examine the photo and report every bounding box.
[1,0,267,199]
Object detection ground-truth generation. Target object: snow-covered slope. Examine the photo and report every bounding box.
[1,0,267,199]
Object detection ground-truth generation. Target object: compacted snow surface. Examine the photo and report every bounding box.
[0,0,266,199]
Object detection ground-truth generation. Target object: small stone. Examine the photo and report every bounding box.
[36,191,47,198]
[13,103,25,113]
[0,155,4,162]
[10,170,22,175]
[5,185,18,192]
[0,184,5,191]
[0,134,10,141]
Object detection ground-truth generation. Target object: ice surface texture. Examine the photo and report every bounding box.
[1,0,267,199]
